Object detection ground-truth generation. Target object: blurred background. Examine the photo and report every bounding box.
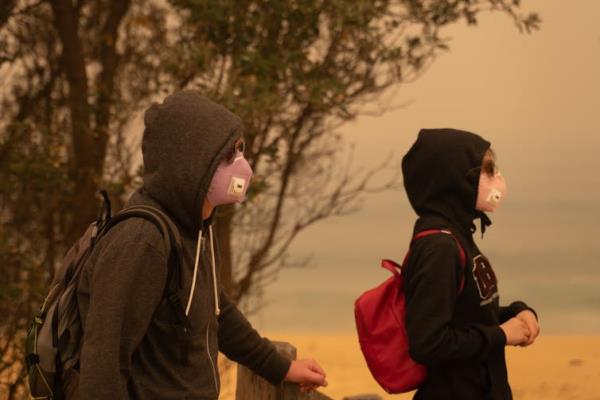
[252,0,600,337]
[1,0,598,399]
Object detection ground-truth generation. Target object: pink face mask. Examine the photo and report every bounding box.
[207,151,253,207]
[476,172,507,212]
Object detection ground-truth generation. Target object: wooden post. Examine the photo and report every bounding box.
[235,341,333,400]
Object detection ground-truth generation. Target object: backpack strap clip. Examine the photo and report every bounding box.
[95,190,112,231]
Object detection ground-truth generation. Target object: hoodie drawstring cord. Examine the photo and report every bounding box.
[209,226,221,316]
[479,212,492,238]
[185,229,203,316]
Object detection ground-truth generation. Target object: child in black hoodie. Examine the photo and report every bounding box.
[401,129,540,400]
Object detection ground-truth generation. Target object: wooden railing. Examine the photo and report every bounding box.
[235,342,382,400]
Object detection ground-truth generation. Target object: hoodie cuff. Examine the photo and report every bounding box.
[259,348,292,386]
[510,301,538,320]
[482,325,507,351]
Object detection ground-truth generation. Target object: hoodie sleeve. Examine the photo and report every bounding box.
[405,235,506,366]
[78,222,167,400]
[217,289,291,385]
[499,301,538,323]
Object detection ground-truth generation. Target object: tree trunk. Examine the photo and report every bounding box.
[49,0,131,246]
[49,0,97,244]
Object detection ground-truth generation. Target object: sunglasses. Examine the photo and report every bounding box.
[225,138,246,162]
[482,159,498,176]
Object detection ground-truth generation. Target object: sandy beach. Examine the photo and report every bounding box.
[219,334,600,400]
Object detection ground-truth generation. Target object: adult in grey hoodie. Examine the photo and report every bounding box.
[76,91,326,399]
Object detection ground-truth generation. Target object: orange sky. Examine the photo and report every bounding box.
[250,0,600,335]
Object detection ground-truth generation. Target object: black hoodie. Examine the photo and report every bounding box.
[76,91,290,399]
[401,129,535,400]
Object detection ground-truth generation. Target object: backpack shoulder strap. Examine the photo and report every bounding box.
[100,205,182,254]
[402,229,467,294]
[98,205,191,332]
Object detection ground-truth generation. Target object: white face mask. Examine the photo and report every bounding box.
[476,172,507,212]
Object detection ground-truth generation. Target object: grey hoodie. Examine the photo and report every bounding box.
[76,91,290,399]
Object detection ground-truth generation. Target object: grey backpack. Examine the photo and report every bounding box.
[25,191,189,399]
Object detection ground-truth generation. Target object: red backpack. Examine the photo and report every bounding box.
[354,229,466,393]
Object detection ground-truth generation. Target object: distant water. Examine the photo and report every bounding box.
[248,185,600,335]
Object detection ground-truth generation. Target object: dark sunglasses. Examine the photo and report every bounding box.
[226,139,246,162]
[482,159,498,176]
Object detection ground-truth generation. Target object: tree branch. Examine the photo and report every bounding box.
[234,103,314,301]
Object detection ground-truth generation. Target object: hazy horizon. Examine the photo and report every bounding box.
[248,0,600,335]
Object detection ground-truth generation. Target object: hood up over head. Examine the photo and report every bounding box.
[141,90,242,234]
[402,128,492,236]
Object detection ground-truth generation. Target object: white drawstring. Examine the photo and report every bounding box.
[209,226,221,316]
[185,229,203,316]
